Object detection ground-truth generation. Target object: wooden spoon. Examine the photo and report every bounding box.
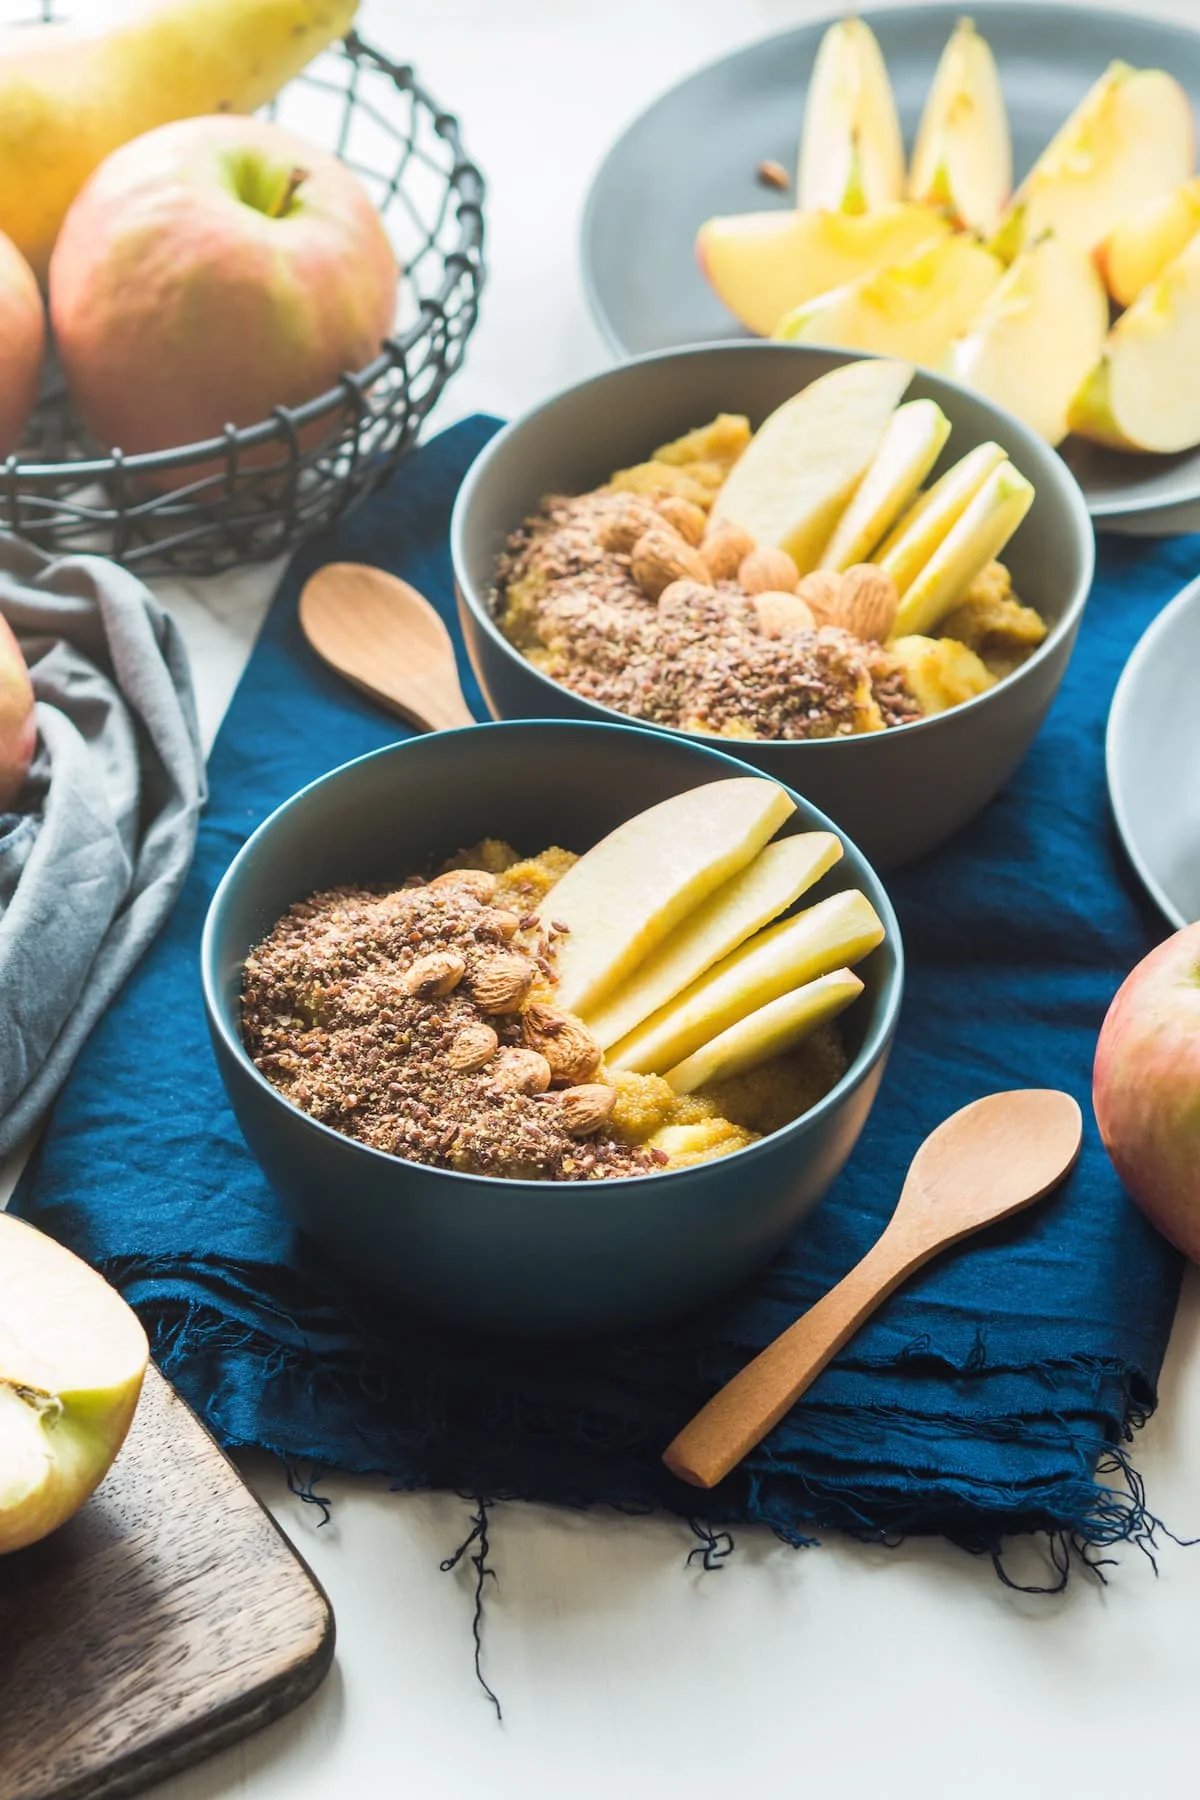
[662,1089,1083,1491]
[299,562,475,733]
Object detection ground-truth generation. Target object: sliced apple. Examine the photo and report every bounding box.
[774,234,1003,367]
[944,232,1109,445]
[818,398,951,571]
[1068,231,1200,453]
[992,63,1195,260]
[584,832,842,1050]
[890,460,1035,638]
[0,1214,148,1556]
[696,203,951,338]
[797,16,905,214]
[709,357,914,574]
[664,968,864,1095]
[1096,176,1200,307]
[607,889,884,1077]
[875,440,1007,594]
[908,17,1012,235]
[538,778,794,1017]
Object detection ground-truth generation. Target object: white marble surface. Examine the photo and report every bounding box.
[9,1,1200,1795]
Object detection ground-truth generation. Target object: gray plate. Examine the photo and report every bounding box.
[581,2,1200,530]
[1107,575,1200,929]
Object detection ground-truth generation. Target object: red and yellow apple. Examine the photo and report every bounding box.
[49,114,399,476]
[0,612,35,810]
[0,228,44,458]
[1093,924,1200,1260]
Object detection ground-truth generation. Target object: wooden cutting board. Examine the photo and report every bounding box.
[0,1366,334,1800]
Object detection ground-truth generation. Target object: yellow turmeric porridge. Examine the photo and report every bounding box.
[491,415,1048,741]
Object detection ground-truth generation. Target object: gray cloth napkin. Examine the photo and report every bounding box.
[0,537,206,1157]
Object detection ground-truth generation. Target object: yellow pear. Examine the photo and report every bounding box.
[664,968,864,1095]
[584,833,843,1050]
[944,232,1110,445]
[696,203,950,338]
[607,890,884,1077]
[1,1215,148,1555]
[1068,232,1200,453]
[537,778,795,1017]
[709,358,914,574]
[818,398,951,571]
[1096,177,1200,307]
[890,461,1035,638]
[0,0,357,281]
[774,234,1003,367]
[797,17,905,214]
[875,441,1007,595]
[908,18,1012,235]
[991,62,1194,263]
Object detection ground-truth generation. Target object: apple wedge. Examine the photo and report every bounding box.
[709,357,914,574]
[1068,232,1200,453]
[908,17,1012,235]
[584,832,842,1050]
[607,889,884,1077]
[0,1214,148,1556]
[890,460,1035,638]
[538,777,795,1016]
[992,62,1195,260]
[1097,177,1200,307]
[818,398,951,571]
[875,440,1007,595]
[696,203,951,338]
[944,232,1110,445]
[664,968,864,1095]
[797,16,905,214]
[774,234,1003,367]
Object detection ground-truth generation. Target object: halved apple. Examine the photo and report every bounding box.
[774,234,1003,367]
[1096,177,1200,307]
[945,231,1110,444]
[709,356,914,573]
[890,460,1035,638]
[908,17,1012,235]
[992,62,1195,260]
[875,440,1007,595]
[818,397,951,570]
[797,17,905,214]
[664,968,864,1095]
[696,203,951,338]
[537,777,795,1016]
[1068,231,1200,453]
[584,832,843,1051]
[607,889,885,1077]
[1,1214,149,1555]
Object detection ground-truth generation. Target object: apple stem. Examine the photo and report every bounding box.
[269,166,309,218]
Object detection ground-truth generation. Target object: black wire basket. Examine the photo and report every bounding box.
[6,27,485,576]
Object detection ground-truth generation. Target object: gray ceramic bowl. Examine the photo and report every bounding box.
[452,342,1095,869]
[202,720,902,1338]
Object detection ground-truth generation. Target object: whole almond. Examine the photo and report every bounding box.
[522,1003,602,1085]
[738,545,799,596]
[700,520,757,583]
[552,1083,618,1137]
[752,592,816,638]
[469,952,535,1014]
[630,528,710,601]
[796,569,845,628]
[837,564,899,643]
[446,1021,499,1073]
[489,1046,553,1095]
[479,907,521,942]
[655,496,707,546]
[657,578,717,617]
[401,951,467,998]
[429,868,498,904]
[596,497,661,554]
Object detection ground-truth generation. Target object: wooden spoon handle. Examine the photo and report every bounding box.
[662,1228,937,1490]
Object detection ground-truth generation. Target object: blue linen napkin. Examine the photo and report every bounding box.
[13,415,1193,1567]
